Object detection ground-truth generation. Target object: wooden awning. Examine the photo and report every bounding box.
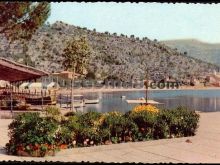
[0,58,49,82]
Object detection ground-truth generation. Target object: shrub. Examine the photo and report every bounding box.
[44,106,62,122]
[129,110,158,140]
[79,111,112,145]
[101,111,138,143]
[160,106,200,137]
[63,111,108,146]
[86,71,96,79]
[6,112,59,157]
[64,111,76,117]
[153,112,170,139]
[5,106,199,157]
[77,111,103,145]
[55,124,75,148]
[129,106,199,140]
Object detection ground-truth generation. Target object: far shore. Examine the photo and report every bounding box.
[57,86,220,95]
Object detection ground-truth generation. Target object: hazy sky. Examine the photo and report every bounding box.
[48,2,220,43]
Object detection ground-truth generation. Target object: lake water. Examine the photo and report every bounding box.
[72,89,220,113]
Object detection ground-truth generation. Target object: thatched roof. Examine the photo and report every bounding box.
[0,57,49,82]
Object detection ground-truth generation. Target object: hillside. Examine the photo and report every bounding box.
[162,39,220,66]
[0,21,218,81]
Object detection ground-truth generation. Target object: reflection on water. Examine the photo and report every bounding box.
[75,89,220,113]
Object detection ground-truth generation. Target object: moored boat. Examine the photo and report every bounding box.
[25,96,56,105]
[84,99,99,104]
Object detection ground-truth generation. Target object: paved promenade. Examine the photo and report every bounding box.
[1,111,220,163]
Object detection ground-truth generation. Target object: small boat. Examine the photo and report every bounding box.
[73,94,84,97]
[84,99,99,104]
[72,101,85,107]
[73,94,100,104]
[25,96,56,105]
[61,100,85,108]
[121,96,126,99]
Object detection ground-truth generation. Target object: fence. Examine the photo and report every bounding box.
[0,88,83,111]
[0,89,57,111]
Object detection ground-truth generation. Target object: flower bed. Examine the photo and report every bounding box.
[5,105,200,157]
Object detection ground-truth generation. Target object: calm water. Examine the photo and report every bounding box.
[72,89,220,113]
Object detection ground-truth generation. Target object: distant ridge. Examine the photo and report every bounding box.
[162,39,220,66]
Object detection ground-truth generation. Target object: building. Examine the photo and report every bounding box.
[205,70,220,87]
[52,71,83,79]
[0,57,48,82]
[0,57,49,110]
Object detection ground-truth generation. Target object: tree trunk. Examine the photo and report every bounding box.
[22,40,29,66]
[71,66,76,111]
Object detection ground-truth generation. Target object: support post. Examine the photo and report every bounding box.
[10,83,13,114]
[41,90,44,110]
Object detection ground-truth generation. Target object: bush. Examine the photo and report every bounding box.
[128,106,199,140]
[153,112,170,139]
[129,110,158,140]
[6,112,59,157]
[77,111,103,145]
[86,71,96,79]
[160,106,200,137]
[55,124,75,148]
[5,106,199,157]
[44,106,62,122]
[101,111,138,143]
[63,111,107,146]
[64,111,76,117]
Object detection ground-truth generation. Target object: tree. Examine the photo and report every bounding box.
[62,36,92,111]
[183,51,188,55]
[62,36,92,74]
[0,2,51,66]
[0,2,50,41]
[86,71,96,80]
[130,35,135,38]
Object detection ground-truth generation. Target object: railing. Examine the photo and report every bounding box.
[0,87,87,111]
[0,89,57,111]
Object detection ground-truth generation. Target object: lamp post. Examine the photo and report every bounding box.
[144,70,149,104]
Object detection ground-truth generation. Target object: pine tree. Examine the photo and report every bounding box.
[0,2,51,41]
[0,2,50,66]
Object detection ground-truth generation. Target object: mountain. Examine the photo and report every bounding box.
[0,22,218,81]
[162,39,220,66]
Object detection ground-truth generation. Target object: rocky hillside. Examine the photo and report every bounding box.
[0,21,218,81]
[162,39,220,67]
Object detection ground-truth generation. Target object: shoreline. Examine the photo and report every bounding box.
[57,86,220,95]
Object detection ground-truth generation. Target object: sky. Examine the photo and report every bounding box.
[48,2,220,43]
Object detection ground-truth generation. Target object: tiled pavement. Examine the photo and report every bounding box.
[1,112,220,163]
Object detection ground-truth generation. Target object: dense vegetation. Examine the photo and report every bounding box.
[0,21,218,81]
[6,105,199,157]
[0,2,50,41]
